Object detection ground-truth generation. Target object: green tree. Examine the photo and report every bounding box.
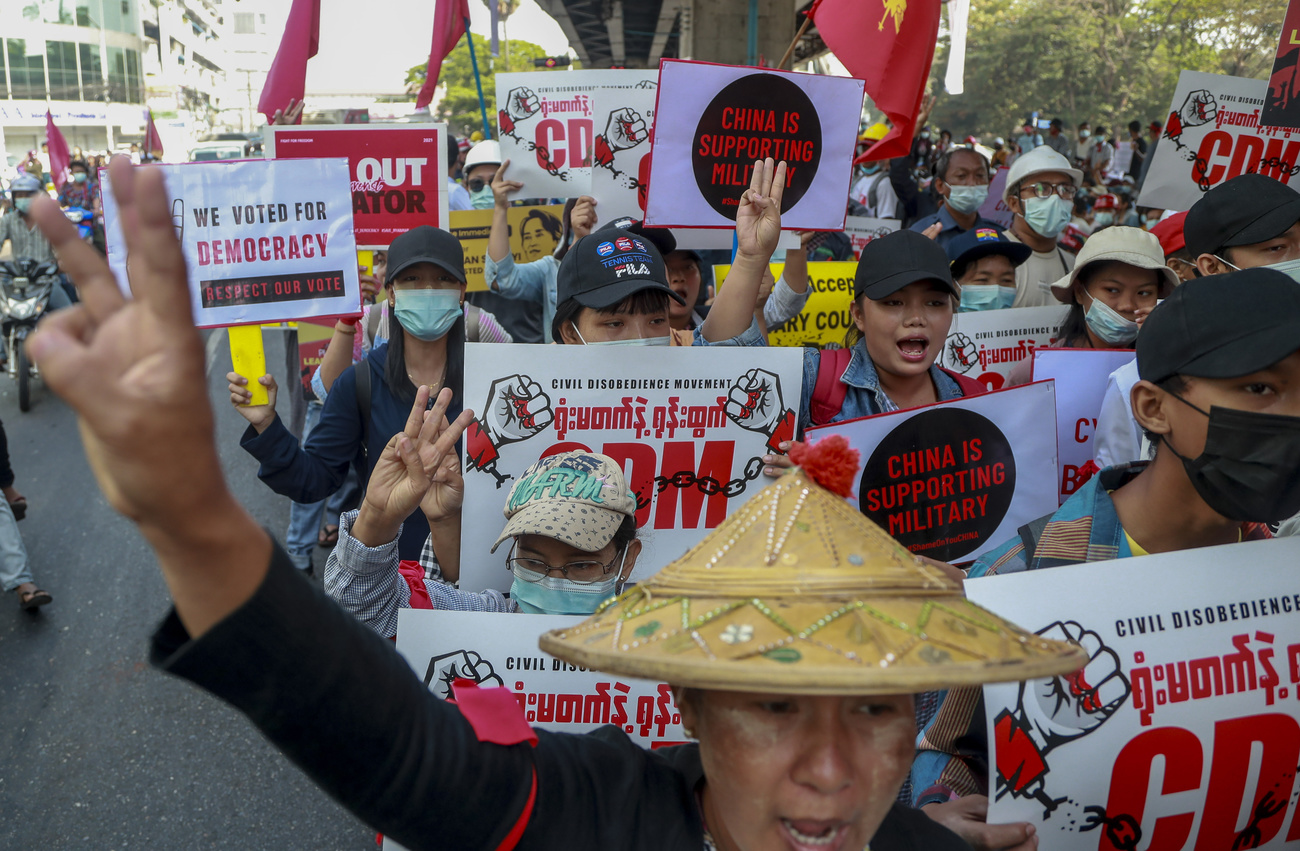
[405,33,558,138]
[923,0,1286,139]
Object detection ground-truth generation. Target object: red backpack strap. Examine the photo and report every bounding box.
[810,348,854,426]
[940,367,988,397]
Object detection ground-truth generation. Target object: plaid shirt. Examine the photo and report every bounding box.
[0,211,56,265]
[324,509,514,639]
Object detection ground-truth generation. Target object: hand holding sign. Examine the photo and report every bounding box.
[491,160,525,208]
[1178,89,1218,128]
[227,370,278,431]
[735,158,787,261]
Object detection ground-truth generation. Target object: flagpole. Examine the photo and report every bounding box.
[778,15,813,70]
[464,18,492,138]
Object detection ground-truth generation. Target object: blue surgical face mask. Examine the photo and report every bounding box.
[945,185,989,215]
[510,570,622,615]
[73,172,87,184]
[13,197,32,214]
[1022,196,1071,239]
[1084,295,1139,346]
[959,284,1016,312]
[1263,256,1300,285]
[469,185,495,209]
[394,288,462,341]
[572,324,671,347]
[1093,211,1115,228]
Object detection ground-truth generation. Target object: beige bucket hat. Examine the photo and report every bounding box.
[1050,226,1180,303]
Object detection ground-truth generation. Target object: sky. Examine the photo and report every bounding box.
[308,0,573,95]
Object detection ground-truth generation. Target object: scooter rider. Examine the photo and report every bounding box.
[1,175,73,310]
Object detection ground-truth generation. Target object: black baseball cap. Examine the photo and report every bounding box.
[556,222,685,314]
[1184,174,1300,258]
[1137,267,1300,383]
[854,230,958,300]
[605,216,678,256]
[945,226,1033,280]
[385,225,466,285]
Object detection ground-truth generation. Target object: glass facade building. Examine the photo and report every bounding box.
[1,0,146,104]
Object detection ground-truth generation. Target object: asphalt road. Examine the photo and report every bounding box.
[0,329,375,849]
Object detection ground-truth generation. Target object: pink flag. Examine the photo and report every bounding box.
[414,0,471,110]
[45,110,71,187]
[257,0,320,123]
[145,109,164,158]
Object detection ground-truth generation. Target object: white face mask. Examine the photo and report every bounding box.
[1222,254,1300,285]
[572,324,671,346]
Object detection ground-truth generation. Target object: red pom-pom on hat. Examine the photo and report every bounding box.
[787,435,860,499]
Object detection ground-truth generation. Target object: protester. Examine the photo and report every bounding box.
[1149,211,1196,282]
[1006,227,1175,386]
[1113,186,1140,227]
[1125,120,1148,182]
[1001,146,1083,306]
[484,157,598,343]
[1074,121,1092,167]
[56,159,100,213]
[0,174,58,267]
[945,227,1032,312]
[1014,123,1042,155]
[1187,172,1300,279]
[1042,118,1071,159]
[850,126,900,218]
[228,225,468,563]
[989,137,1010,169]
[1088,125,1115,185]
[908,148,1001,249]
[328,440,643,634]
[1090,192,1118,231]
[444,133,471,211]
[1138,120,1162,189]
[0,496,47,611]
[1070,192,1094,234]
[914,270,1300,850]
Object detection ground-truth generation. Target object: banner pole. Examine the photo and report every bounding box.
[465,18,493,138]
[778,15,813,71]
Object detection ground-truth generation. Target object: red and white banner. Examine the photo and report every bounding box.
[459,343,804,593]
[938,305,1070,391]
[1033,347,1137,504]
[643,59,864,231]
[1140,70,1299,213]
[102,158,361,327]
[806,382,1060,564]
[969,535,1300,851]
[843,215,902,258]
[266,124,450,247]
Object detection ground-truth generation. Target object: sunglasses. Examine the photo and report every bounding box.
[467,177,489,193]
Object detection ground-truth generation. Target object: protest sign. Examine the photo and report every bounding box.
[977,167,1014,229]
[843,216,901,258]
[713,261,856,349]
[643,60,865,231]
[1140,71,1300,214]
[1033,347,1136,504]
[448,204,564,292]
[806,382,1059,563]
[102,158,361,327]
[459,343,804,593]
[938,305,1070,391]
[1263,0,1300,130]
[968,536,1300,851]
[295,319,334,398]
[495,69,658,198]
[590,79,658,223]
[265,124,449,247]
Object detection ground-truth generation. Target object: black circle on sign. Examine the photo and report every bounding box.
[691,74,822,220]
[858,408,1016,562]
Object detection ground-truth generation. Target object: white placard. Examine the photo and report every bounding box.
[1033,348,1137,504]
[460,343,804,593]
[589,80,658,224]
[495,70,658,199]
[938,306,1071,391]
[1140,70,1300,213]
[643,60,865,231]
[806,382,1060,564]
[967,536,1300,850]
[102,158,361,327]
[977,168,1015,229]
[843,215,901,258]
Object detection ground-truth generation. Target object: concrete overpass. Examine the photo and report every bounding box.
[534,0,828,69]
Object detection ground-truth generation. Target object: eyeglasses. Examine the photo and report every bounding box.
[506,541,625,584]
[467,177,488,193]
[1021,182,1076,200]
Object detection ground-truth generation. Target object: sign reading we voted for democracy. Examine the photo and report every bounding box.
[1033,347,1136,504]
[102,158,361,327]
[643,60,864,231]
[805,383,1059,564]
[448,204,565,292]
[495,69,658,199]
[458,343,804,594]
[265,124,450,248]
[1140,70,1300,213]
[938,305,1071,390]
[968,536,1300,851]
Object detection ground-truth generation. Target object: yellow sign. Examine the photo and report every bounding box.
[714,261,859,349]
[449,205,565,292]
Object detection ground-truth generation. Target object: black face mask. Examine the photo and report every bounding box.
[1163,395,1300,523]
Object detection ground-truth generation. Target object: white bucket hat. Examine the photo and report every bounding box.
[1003,146,1084,206]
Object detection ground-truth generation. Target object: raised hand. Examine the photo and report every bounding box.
[227,371,278,431]
[270,98,305,126]
[735,158,787,262]
[491,160,524,209]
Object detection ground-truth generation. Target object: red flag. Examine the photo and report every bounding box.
[414,0,471,110]
[810,0,941,162]
[45,110,71,188]
[257,0,320,123]
[144,108,164,158]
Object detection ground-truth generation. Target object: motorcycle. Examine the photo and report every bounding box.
[62,205,95,243]
[0,259,58,411]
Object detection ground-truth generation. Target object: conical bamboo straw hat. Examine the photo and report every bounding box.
[540,439,1086,694]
